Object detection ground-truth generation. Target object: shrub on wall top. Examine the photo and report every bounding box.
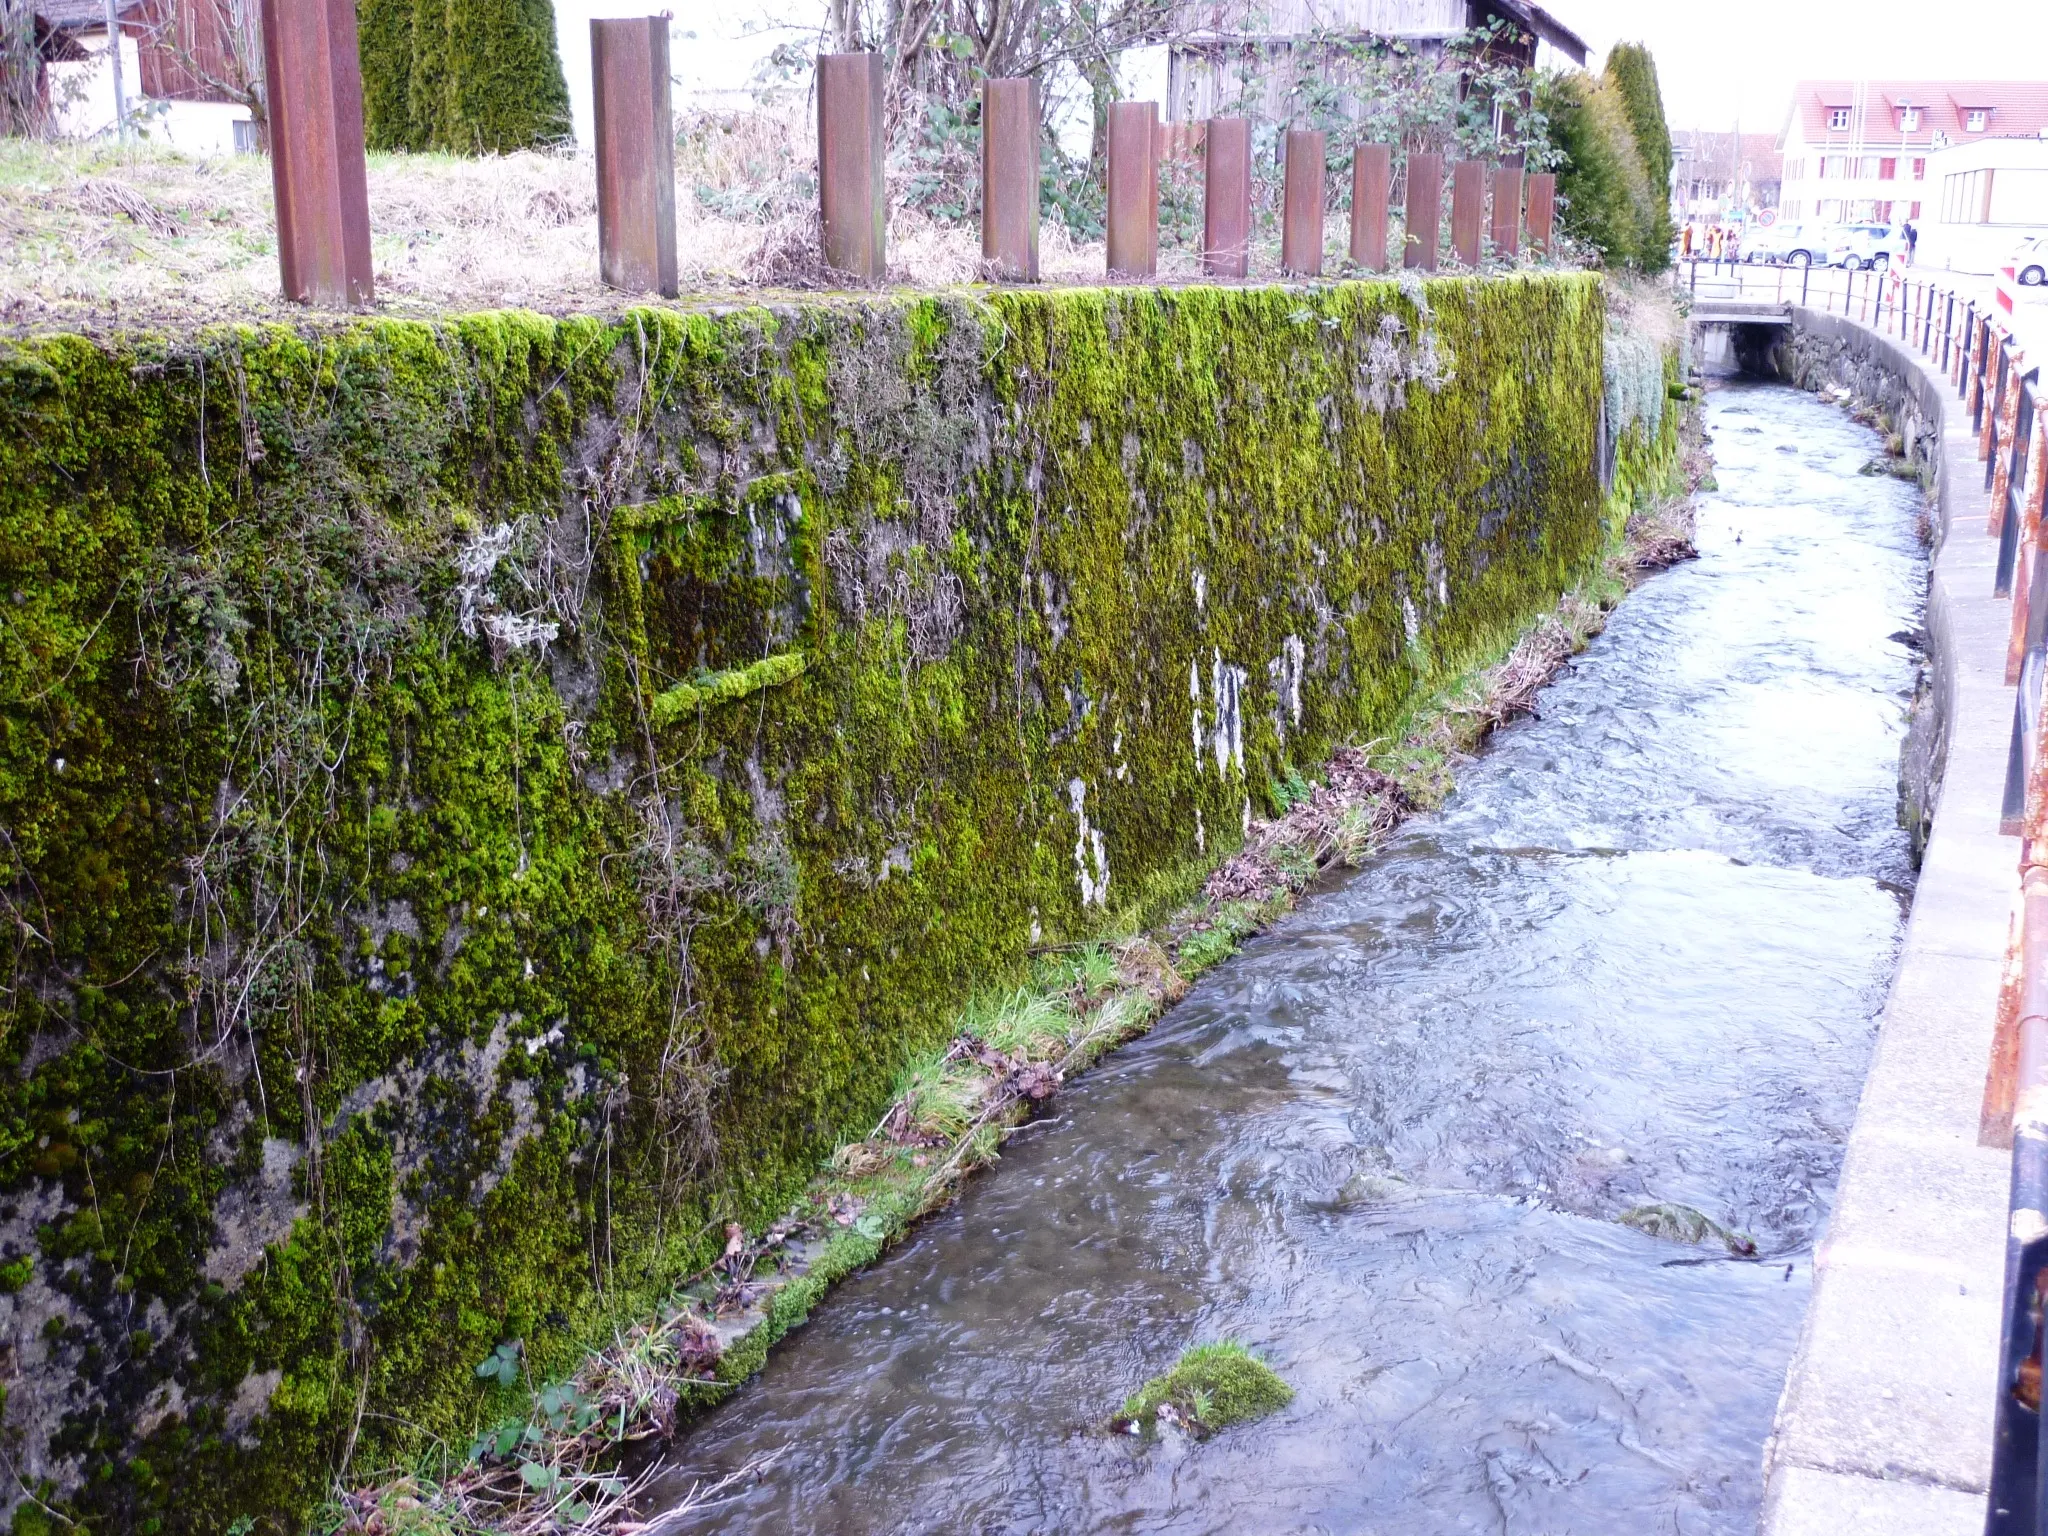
[1604,43,1675,274]
[360,0,572,154]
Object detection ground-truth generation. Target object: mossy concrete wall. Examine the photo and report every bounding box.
[0,274,1645,1531]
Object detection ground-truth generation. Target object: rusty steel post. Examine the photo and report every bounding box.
[1450,159,1484,267]
[1280,129,1326,277]
[2007,416,2048,686]
[981,76,1039,282]
[1350,143,1391,271]
[1403,151,1442,271]
[1526,172,1556,259]
[818,52,885,279]
[591,18,677,298]
[1490,164,1522,260]
[259,0,373,306]
[1106,100,1159,279]
[1201,116,1252,280]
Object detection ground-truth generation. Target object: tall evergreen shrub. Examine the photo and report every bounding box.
[1604,43,1674,272]
[1537,70,1653,268]
[359,0,572,154]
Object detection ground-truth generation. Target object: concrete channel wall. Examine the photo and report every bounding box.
[1755,308,2012,1533]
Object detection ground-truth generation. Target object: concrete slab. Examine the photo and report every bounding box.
[1764,1464,1984,1536]
[1760,309,2019,1533]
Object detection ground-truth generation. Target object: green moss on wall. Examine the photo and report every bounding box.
[0,274,1625,1532]
[360,0,571,154]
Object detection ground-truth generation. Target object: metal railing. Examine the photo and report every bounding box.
[1747,261,2048,1530]
[1914,274,2048,1536]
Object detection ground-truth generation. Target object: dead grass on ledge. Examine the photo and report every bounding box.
[1,138,1580,333]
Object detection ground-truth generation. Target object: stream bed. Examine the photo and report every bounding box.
[647,379,1928,1534]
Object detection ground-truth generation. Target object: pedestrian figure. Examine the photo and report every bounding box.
[1682,223,1694,260]
[1903,220,1918,264]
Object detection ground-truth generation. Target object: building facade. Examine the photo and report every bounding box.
[1163,0,1585,126]
[1918,134,2048,275]
[1672,129,1782,222]
[37,0,259,154]
[1776,79,2048,230]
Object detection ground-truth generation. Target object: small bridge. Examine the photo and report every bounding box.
[1690,298,1792,327]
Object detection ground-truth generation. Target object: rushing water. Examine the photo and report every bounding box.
[648,380,1927,1534]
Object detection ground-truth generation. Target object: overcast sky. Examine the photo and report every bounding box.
[1562,0,2048,133]
[648,0,2048,139]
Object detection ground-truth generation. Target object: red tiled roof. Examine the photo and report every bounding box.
[1785,80,2048,149]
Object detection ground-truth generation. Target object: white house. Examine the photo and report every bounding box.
[38,0,259,156]
[1917,134,2048,276]
[1776,79,2048,232]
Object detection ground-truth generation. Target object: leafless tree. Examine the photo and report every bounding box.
[1,0,52,137]
[133,0,266,135]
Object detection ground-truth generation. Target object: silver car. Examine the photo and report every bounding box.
[1745,223,1825,266]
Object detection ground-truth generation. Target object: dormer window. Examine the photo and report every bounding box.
[1898,107,1921,131]
[1828,107,1852,130]
[1964,108,1988,132]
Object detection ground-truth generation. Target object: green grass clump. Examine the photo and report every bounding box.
[1113,1341,1293,1438]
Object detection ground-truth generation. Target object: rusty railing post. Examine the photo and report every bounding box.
[1404,151,1442,271]
[1450,158,1484,267]
[818,52,885,279]
[1280,128,1326,277]
[1106,100,1159,279]
[258,0,373,306]
[1490,164,1522,261]
[1525,171,1555,261]
[1202,115,1251,280]
[591,18,677,298]
[1350,143,1390,271]
[981,76,1039,282]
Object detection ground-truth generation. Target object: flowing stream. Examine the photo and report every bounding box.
[648,379,1927,1534]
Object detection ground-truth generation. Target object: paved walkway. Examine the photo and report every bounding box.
[1759,312,2013,1533]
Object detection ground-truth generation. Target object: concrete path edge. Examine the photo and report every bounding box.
[1755,307,2013,1536]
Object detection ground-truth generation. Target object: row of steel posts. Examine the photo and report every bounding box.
[239,10,1559,306]
[823,56,1557,284]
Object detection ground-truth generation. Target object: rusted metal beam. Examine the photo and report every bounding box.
[591,18,677,298]
[1350,143,1391,272]
[1202,116,1251,280]
[1106,100,1159,279]
[1490,165,1522,260]
[1993,351,2031,537]
[1526,171,1556,260]
[1280,129,1326,277]
[818,51,886,279]
[981,76,1039,282]
[1403,151,1441,271]
[1988,866,2048,1525]
[259,0,373,306]
[2008,415,2048,684]
[1450,159,1484,267]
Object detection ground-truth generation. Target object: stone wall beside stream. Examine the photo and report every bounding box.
[0,272,1677,1531]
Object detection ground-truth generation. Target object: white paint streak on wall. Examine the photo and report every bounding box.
[1068,778,1111,907]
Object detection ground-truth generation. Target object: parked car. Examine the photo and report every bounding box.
[1826,223,1897,270]
[2016,235,2047,287]
[1745,223,1825,266]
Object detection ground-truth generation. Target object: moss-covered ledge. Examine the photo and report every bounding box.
[0,273,1622,1532]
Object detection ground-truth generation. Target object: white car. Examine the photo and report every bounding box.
[1745,223,1826,266]
[2016,236,2046,287]
[1826,223,1897,270]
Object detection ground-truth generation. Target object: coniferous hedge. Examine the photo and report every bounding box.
[1536,43,1673,272]
[359,0,572,154]
[1604,43,1674,273]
